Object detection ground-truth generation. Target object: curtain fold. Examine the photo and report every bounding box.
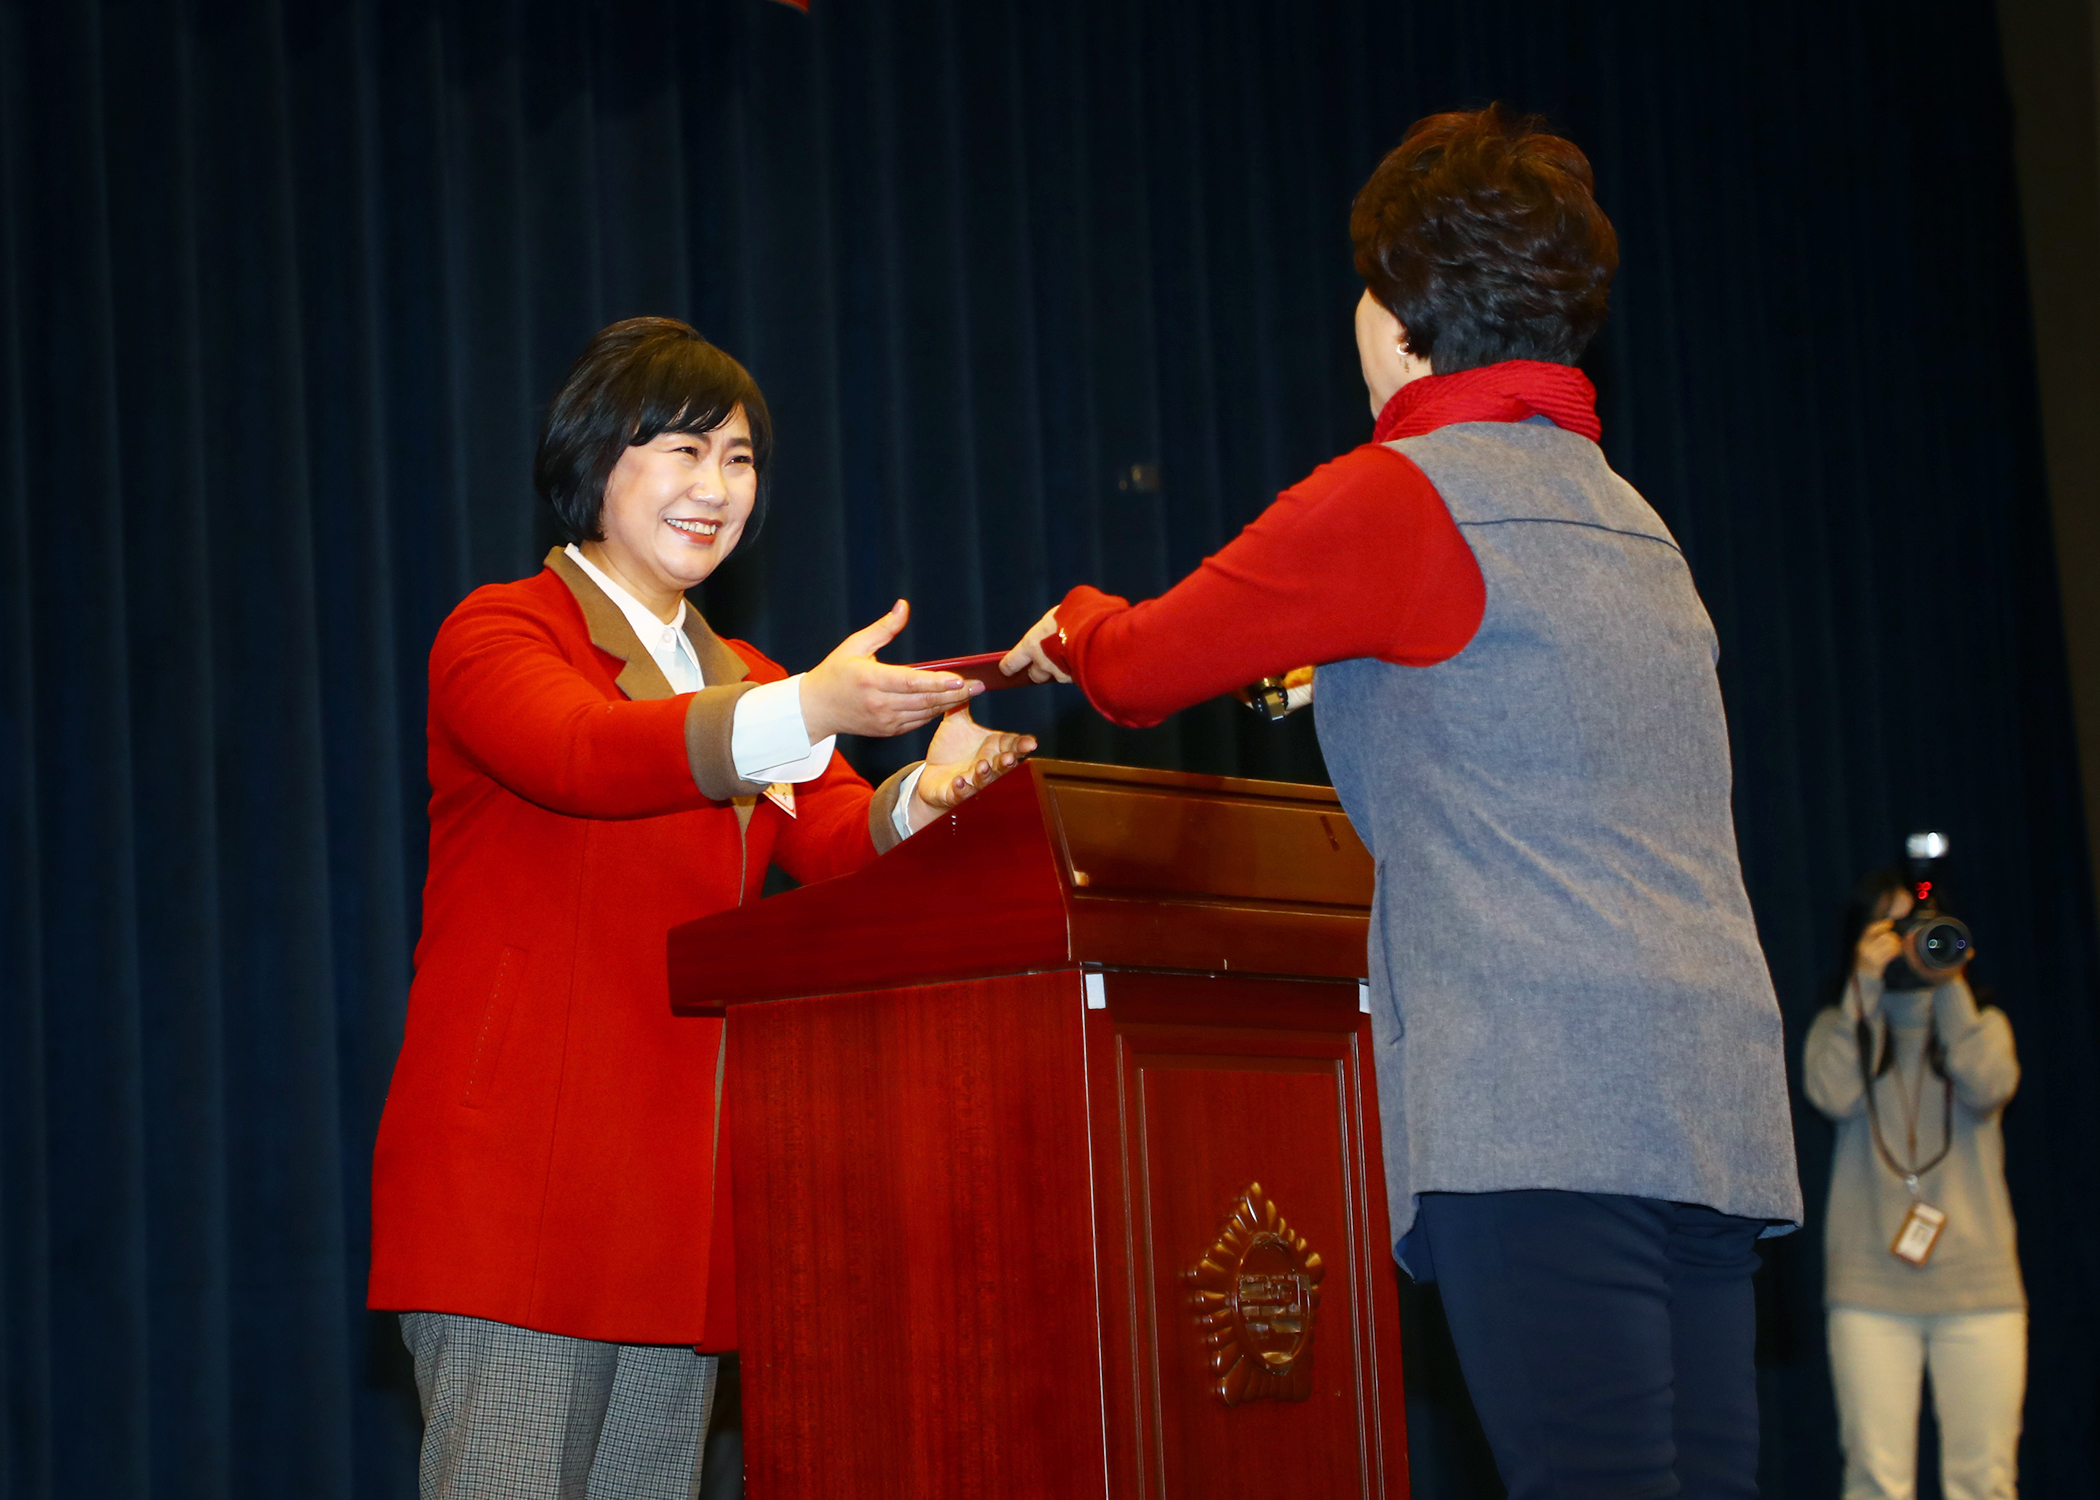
[2,0,2095,1494]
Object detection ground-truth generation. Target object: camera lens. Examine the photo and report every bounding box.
[1914,917,1972,973]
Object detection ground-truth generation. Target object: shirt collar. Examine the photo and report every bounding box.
[564,543,689,644]
[543,545,752,698]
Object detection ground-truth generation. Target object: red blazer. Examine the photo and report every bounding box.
[368,550,906,1345]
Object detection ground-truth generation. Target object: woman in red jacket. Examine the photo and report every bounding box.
[370,317,1031,1498]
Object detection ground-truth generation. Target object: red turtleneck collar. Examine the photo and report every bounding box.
[1372,359,1601,445]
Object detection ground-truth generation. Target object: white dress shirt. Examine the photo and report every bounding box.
[564,546,923,839]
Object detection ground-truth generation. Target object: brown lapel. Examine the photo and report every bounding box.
[543,547,763,846]
[543,546,750,699]
[677,604,753,690]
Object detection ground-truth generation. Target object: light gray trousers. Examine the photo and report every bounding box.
[1828,1305,2027,1500]
[400,1311,718,1500]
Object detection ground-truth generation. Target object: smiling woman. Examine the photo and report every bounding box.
[536,317,775,572]
[586,416,762,597]
[367,317,1035,1497]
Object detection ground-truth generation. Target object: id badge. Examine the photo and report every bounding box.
[763,782,797,818]
[1890,1201,1947,1266]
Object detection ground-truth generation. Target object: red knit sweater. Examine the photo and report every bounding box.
[1044,361,1601,728]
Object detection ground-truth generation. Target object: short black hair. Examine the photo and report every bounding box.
[1350,104,1618,373]
[534,317,775,546]
[1840,866,1914,968]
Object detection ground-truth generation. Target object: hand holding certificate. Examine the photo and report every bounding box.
[998,607,1073,685]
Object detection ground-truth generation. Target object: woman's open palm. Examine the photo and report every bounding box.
[914,706,1036,819]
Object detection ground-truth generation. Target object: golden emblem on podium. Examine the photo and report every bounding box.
[1185,1182,1326,1405]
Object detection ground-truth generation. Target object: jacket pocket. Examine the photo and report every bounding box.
[461,947,526,1108]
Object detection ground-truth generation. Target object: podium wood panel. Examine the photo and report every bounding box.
[1096,973,1406,1500]
[729,972,1101,1494]
[726,967,1408,1499]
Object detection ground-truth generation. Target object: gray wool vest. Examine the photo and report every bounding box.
[1315,419,1803,1265]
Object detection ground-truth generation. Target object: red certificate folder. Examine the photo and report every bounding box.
[905,650,1030,690]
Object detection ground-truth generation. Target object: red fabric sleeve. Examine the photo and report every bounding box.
[430,587,715,819]
[701,634,881,886]
[768,751,883,887]
[1047,444,1485,729]
[713,635,881,889]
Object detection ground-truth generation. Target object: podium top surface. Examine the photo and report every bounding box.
[669,758,1373,1012]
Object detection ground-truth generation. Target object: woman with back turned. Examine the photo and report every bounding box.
[1003,106,1802,1497]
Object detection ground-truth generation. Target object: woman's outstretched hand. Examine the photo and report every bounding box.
[801,600,980,741]
[999,607,1073,684]
[908,705,1038,831]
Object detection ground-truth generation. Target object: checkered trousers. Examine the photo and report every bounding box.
[400,1311,718,1500]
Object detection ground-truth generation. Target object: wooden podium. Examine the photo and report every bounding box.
[668,760,1409,1499]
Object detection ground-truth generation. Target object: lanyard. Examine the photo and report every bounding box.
[1852,977,1953,1195]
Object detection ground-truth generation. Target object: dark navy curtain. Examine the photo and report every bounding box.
[2,0,2094,1495]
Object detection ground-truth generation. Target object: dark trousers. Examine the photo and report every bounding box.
[1411,1190,1764,1500]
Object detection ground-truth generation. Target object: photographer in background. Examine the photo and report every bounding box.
[1804,850,2025,1500]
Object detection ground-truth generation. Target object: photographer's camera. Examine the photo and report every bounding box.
[1884,830,1974,990]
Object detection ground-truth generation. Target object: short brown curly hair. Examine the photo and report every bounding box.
[1350,104,1618,373]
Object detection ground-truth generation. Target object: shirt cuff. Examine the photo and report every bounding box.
[890,765,927,841]
[731,675,836,784]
